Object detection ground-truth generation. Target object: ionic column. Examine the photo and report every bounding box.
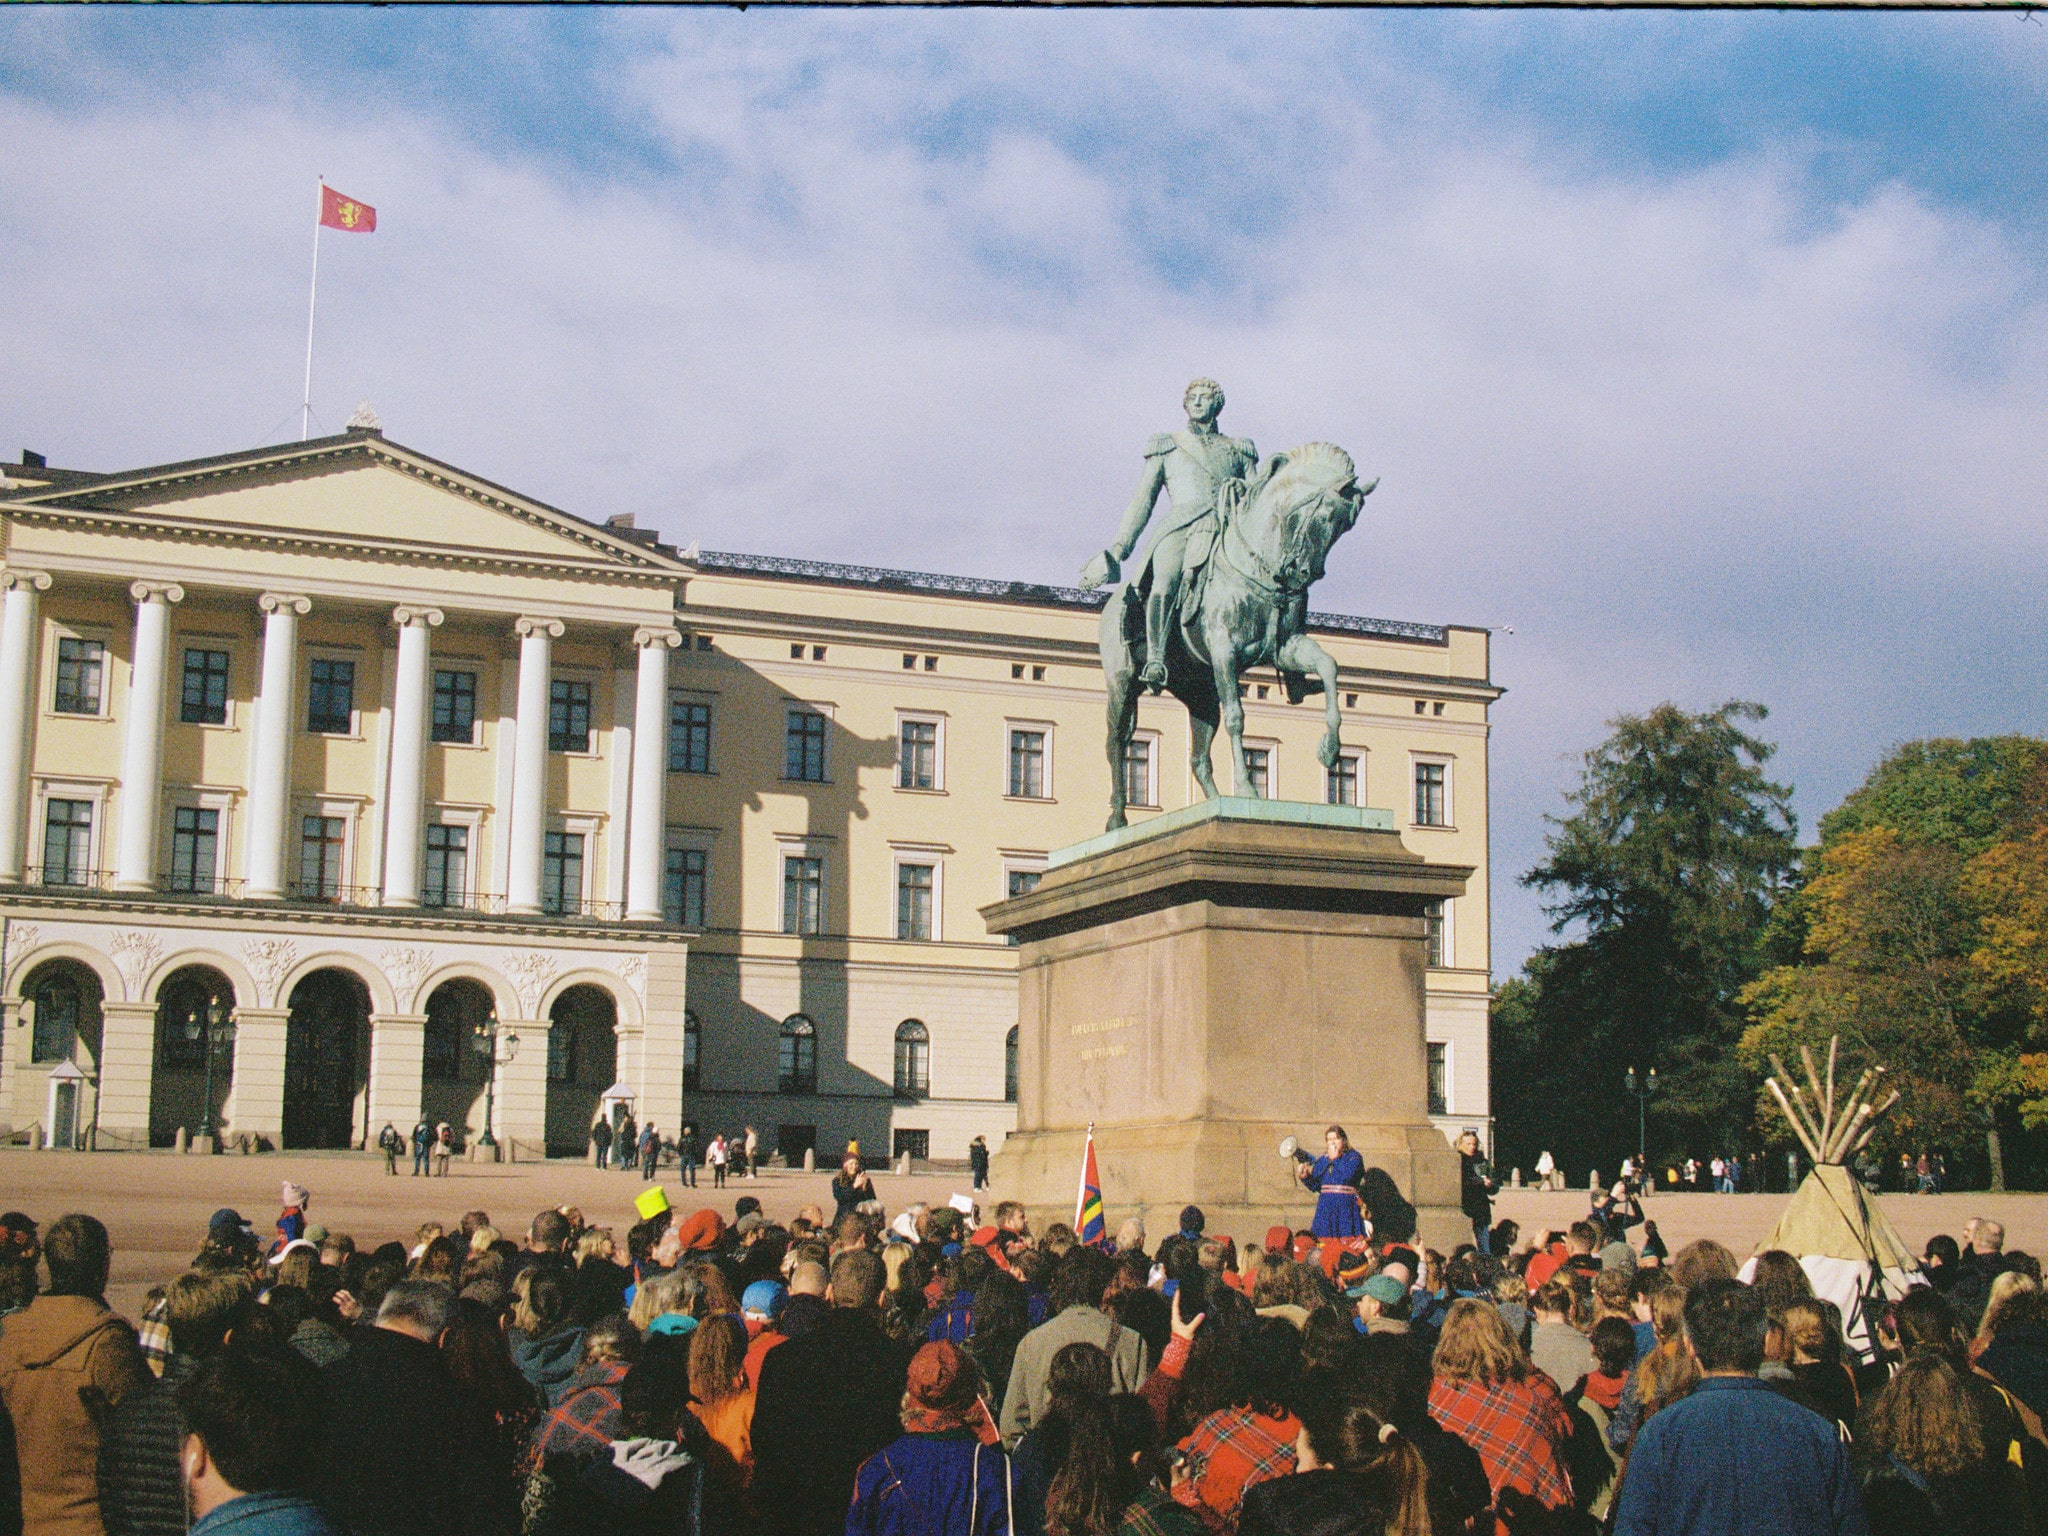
[626,626,680,921]
[380,607,443,906]
[245,594,310,900]
[506,617,562,915]
[0,570,52,881]
[112,581,185,891]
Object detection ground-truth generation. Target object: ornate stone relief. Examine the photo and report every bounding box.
[380,945,438,1008]
[613,953,647,997]
[242,937,300,1008]
[109,930,165,994]
[503,950,559,1016]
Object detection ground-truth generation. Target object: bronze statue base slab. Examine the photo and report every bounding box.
[982,801,1472,1252]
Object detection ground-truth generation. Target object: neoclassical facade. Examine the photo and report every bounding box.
[0,422,1498,1162]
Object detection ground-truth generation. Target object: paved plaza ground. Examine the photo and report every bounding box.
[4,1147,2045,1320]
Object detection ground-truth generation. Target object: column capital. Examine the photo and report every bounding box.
[1,570,51,594]
[128,580,185,607]
[259,592,312,616]
[514,615,565,640]
[633,625,682,650]
[392,606,444,630]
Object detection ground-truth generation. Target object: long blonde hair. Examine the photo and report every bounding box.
[1431,1298,1528,1386]
[628,1268,688,1332]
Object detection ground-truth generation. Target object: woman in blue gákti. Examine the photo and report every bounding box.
[1299,1125,1367,1238]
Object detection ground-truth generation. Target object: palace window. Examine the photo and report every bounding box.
[41,800,93,886]
[894,1019,930,1099]
[1008,729,1046,799]
[1006,1026,1019,1103]
[548,1021,575,1083]
[785,710,828,782]
[782,855,823,935]
[1427,1042,1448,1116]
[422,825,469,909]
[167,807,219,894]
[778,1014,817,1095]
[1004,867,1041,946]
[549,679,592,753]
[180,649,230,725]
[1244,747,1270,800]
[1327,755,1359,807]
[669,697,712,774]
[1123,736,1155,808]
[1425,899,1447,969]
[683,1010,701,1092]
[1415,761,1447,826]
[541,832,584,915]
[297,815,346,901]
[898,720,937,790]
[896,863,934,941]
[664,846,706,927]
[53,638,104,715]
[893,1129,930,1162]
[432,669,477,744]
[307,658,354,734]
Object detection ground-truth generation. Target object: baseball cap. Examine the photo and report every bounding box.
[742,1280,787,1323]
[208,1209,256,1250]
[1359,1274,1408,1307]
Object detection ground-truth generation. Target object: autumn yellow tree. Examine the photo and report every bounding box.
[1739,826,2027,1185]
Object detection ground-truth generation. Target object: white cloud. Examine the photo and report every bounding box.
[3,15,2045,969]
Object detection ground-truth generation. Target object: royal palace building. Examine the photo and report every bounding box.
[0,421,1499,1164]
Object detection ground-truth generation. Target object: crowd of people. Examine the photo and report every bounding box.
[0,1147,2043,1536]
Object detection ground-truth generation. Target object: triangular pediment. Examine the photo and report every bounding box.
[2,433,686,578]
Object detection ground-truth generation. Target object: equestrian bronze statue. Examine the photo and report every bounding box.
[1078,379,1375,831]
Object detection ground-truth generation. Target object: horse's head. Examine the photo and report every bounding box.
[1241,442,1372,592]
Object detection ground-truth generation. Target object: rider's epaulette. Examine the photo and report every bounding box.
[1144,433,1176,458]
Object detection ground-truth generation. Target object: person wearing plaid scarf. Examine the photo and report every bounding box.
[1171,1318,1302,1531]
[1427,1298,1575,1516]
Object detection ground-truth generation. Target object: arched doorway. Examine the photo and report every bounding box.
[544,985,617,1158]
[282,969,370,1149]
[151,966,237,1146]
[15,960,104,1149]
[420,979,493,1145]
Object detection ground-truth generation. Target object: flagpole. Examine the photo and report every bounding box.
[301,178,323,442]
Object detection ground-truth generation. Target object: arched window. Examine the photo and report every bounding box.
[1005,1026,1019,1104]
[894,1019,929,1100]
[778,1014,817,1095]
[683,1010,701,1092]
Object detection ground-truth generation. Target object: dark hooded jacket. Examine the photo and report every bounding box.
[508,1325,586,1408]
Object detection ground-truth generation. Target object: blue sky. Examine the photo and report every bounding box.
[5,10,2048,972]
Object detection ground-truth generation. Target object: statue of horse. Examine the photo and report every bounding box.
[1099,442,1373,831]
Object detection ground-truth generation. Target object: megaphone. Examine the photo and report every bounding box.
[1279,1136,1310,1163]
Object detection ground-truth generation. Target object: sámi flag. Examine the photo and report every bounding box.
[320,185,376,233]
[1074,1125,1107,1247]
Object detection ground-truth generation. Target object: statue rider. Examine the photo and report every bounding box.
[1079,378,1258,692]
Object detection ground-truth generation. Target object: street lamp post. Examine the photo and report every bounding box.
[183,994,236,1148]
[472,1010,520,1156]
[1624,1067,1657,1189]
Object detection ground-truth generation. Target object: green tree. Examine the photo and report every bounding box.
[1495,702,1799,1178]
[1818,737,2048,856]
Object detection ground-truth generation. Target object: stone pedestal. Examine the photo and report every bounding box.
[983,798,1471,1251]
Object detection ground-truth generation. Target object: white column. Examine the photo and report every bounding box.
[245,593,310,900]
[379,606,442,906]
[0,570,51,882]
[506,616,562,915]
[112,581,185,891]
[626,625,680,921]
